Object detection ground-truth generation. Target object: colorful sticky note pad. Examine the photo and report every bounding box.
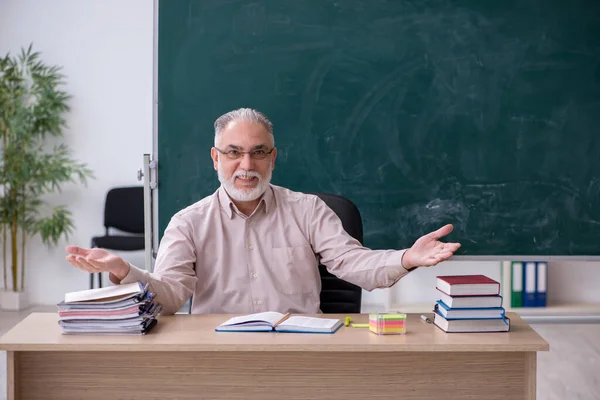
[368,313,407,335]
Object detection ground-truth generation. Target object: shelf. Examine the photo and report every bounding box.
[386,302,600,324]
[506,303,600,316]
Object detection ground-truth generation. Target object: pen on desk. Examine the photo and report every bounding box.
[420,314,432,323]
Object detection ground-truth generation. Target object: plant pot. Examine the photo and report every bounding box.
[0,290,29,311]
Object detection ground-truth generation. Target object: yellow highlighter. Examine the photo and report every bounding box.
[344,316,352,327]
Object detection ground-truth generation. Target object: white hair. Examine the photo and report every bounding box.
[213,108,274,147]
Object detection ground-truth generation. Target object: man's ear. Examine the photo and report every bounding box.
[211,147,218,170]
[271,147,277,170]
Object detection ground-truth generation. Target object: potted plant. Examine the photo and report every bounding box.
[0,45,93,310]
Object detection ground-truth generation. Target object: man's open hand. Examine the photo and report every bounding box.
[65,246,130,281]
[401,224,461,270]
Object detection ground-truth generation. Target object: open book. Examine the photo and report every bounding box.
[215,311,343,334]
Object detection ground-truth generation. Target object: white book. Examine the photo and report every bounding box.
[437,291,503,308]
[433,312,510,333]
[64,282,145,304]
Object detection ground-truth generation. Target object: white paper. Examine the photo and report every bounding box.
[64,282,142,303]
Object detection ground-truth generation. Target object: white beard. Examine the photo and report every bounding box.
[217,160,272,202]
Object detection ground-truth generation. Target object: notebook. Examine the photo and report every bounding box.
[215,311,343,334]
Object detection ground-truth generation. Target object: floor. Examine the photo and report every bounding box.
[1,307,599,400]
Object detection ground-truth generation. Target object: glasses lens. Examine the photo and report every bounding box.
[252,151,268,160]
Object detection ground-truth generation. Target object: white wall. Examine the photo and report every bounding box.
[1,0,599,308]
[0,0,153,305]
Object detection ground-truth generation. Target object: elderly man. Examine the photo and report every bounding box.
[65,108,461,314]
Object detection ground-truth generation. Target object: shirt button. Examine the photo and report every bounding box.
[248,245,254,250]
[253,273,258,278]
[256,300,262,305]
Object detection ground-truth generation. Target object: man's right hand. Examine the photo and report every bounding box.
[65,246,131,281]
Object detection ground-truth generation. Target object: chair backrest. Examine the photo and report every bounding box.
[307,192,363,314]
[104,186,144,234]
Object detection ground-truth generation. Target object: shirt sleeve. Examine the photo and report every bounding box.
[308,195,411,291]
[109,214,198,315]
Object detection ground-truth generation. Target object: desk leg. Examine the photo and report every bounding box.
[525,352,536,400]
[6,351,17,400]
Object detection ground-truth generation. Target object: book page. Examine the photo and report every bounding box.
[219,311,284,327]
[279,316,338,329]
[64,282,143,303]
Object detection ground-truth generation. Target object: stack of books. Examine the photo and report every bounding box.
[57,281,161,335]
[433,274,510,333]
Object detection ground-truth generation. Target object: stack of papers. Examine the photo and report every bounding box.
[57,281,161,335]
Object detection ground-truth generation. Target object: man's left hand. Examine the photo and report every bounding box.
[401,224,461,270]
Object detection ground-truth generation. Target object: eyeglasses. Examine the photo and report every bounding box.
[215,147,275,160]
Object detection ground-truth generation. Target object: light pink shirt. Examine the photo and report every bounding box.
[112,185,410,315]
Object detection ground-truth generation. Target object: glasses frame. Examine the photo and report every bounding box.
[214,147,275,160]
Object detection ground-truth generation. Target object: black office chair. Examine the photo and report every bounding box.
[90,186,145,288]
[307,192,364,314]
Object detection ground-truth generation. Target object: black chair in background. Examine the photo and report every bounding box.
[90,186,145,289]
[307,192,364,314]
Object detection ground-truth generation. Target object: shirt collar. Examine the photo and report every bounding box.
[218,184,275,219]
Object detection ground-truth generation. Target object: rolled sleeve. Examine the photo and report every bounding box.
[381,250,410,284]
[109,263,149,285]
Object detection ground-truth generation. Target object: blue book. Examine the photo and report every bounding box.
[523,262,537,307]
[215,311,342,334]
[536,262,548,307]
[435,300,505,320]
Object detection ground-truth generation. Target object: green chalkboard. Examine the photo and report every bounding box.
[157,0,600,257]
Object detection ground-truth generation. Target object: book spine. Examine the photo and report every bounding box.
[501,260,512,308]
[523,261,537,307]
[511,261,523,308]
[536,262,547,307]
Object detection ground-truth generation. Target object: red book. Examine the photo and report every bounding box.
[436,275,500,296]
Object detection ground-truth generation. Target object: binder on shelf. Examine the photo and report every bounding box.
[523,261,537,308]
[536,262,548,307]
[501,261,512,307]
[510,261,523,308]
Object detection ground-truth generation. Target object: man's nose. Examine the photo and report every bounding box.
[238,153,254,170]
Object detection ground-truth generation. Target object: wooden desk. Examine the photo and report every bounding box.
[1,312,548,400]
